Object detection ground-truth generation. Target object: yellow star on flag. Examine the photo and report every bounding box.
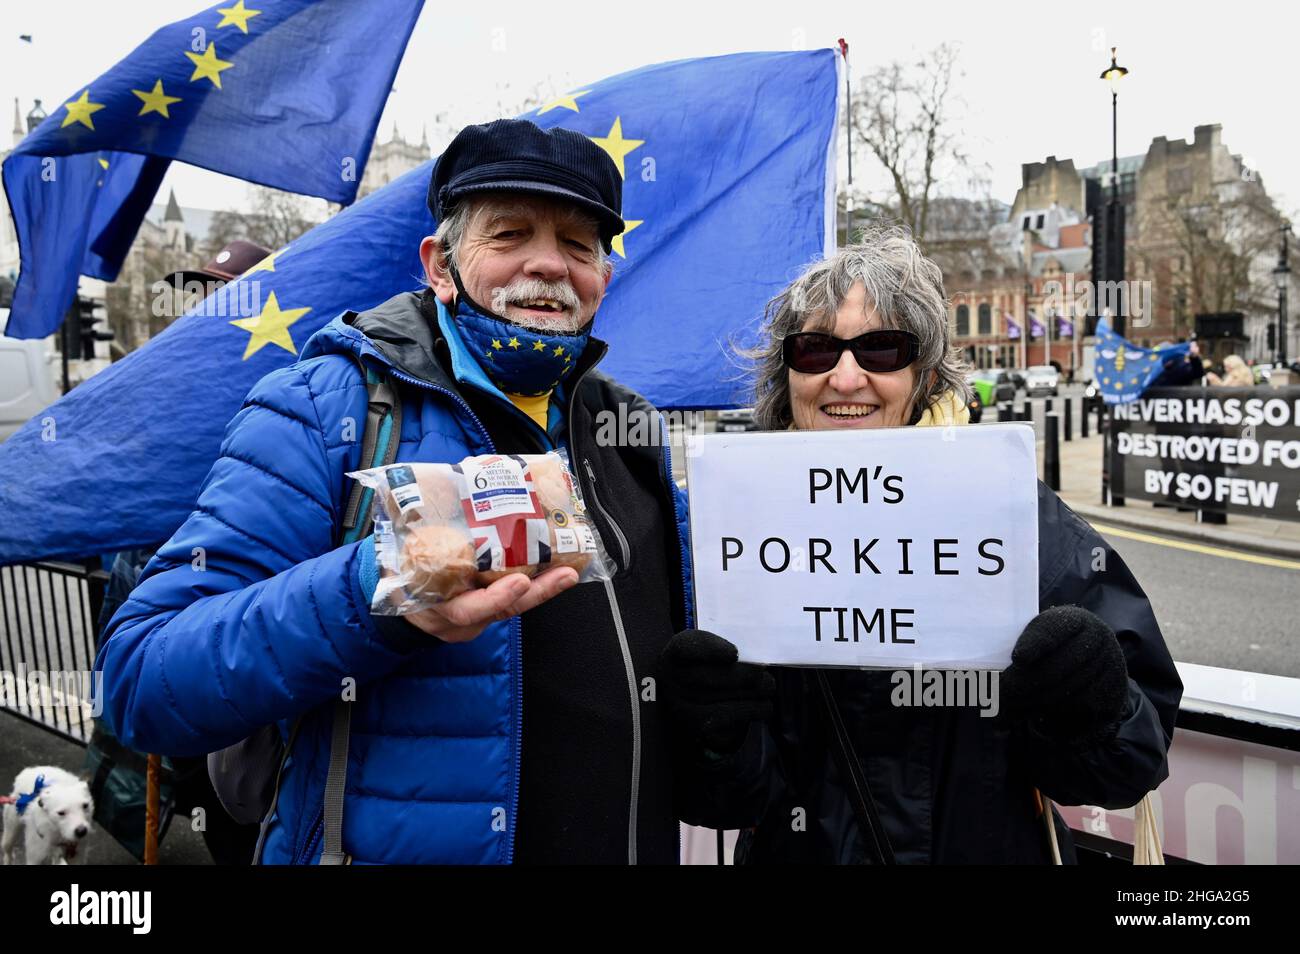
[507,337,521,349]
[229,291,310,360]
[186,44,234,89]
[132,79,182,118]
[532,340,546,352]
[97,158,109,170]
[244,248,284,275]
[611,219,643,259]
[589,117,643,178]
[491,339,503,350]
[216,0,262,32]
[61,90,105,130]
[537,89,591,115]
[552,345,565,357]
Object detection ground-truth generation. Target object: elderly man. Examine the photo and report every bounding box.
[97,119,694,864]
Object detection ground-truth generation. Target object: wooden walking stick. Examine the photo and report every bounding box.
[144,753,161,865]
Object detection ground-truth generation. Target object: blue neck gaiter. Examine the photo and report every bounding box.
[454,295,591,397]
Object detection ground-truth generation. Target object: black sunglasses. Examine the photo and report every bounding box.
[782,330,921,374]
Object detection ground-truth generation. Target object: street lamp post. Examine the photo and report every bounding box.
[1023,274,1032,370]
[1100,48,1129,337]
[1275,221,1292,367]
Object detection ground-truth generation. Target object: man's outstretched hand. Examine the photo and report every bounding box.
[400,567,578,643]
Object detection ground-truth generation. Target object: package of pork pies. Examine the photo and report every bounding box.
[348,451,614,615]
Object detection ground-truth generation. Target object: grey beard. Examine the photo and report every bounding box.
[503,309,588,334]
[492,278,587,333]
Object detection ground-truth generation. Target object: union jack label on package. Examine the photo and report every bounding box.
[456,456,551,571]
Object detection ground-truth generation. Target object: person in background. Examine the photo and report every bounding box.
[1150,340,1205,388]
[1206,354,1255,388]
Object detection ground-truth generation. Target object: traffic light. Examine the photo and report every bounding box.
[75,296,113,359]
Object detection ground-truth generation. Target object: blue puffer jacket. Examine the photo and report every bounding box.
[96,291,693,864]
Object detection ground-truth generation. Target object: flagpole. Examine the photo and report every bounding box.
[839,38,852,246]
[839,39,851,187]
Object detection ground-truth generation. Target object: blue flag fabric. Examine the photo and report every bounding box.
[1094,319,1192,405]
[2,0,424,339]
[0,49,838,564]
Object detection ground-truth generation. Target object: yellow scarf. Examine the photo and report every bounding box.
[914,390,970,428]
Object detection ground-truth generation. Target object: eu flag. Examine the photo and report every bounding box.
[2,0,424,340]
[1094,318,1191,405]
[0,49,839,564]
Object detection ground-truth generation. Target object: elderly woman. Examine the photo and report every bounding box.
[1206,354,1256,388]
[666,228,1182,864]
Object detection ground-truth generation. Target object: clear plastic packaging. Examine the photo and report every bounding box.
[348,450,614,615]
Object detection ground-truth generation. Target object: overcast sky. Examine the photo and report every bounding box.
[3,0,1297,221]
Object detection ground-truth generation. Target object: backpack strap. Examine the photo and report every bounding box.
[318,700,353,865]
[339,357,402,546]
[320,355,402,865]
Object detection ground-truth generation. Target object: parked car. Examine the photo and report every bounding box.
[967,370,1016,407]
[1024,364,1060,397]
[716,407,756,432]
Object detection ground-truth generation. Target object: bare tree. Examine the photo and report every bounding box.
[848,43,989,248]
[1141,181,1284,338]
[204,185,323,257]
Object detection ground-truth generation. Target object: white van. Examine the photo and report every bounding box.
[1024,364,1060,397]
[0,308,61,442]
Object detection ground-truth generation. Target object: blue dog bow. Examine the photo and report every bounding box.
[14,774,46,815]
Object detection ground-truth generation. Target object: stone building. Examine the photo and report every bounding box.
[357,123,432,199]
[103,189,208,355]
[936,124,1289,375]
[934,205,1092,375]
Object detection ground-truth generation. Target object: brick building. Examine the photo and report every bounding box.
[934,124,1288,375]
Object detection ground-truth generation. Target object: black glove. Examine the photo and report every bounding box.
[660,629,775,755]
[999,606,1129,748]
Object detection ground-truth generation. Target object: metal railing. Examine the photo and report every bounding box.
[0,559,107,744]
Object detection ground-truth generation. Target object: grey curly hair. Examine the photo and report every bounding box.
[747,226,971,430]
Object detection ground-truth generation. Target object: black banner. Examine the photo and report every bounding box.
[1111,387,1300,522]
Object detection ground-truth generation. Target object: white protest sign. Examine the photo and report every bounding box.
[684,424,1039,670]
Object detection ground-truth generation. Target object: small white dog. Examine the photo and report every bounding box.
[1,766,94,865]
